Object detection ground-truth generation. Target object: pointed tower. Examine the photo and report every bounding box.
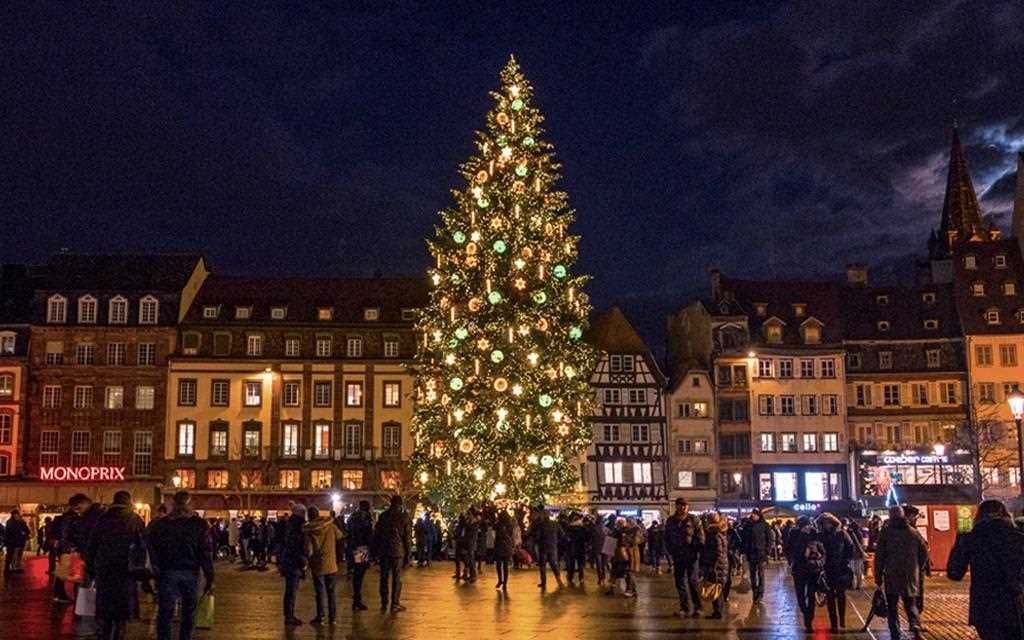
[1013,152,1024,239]
[938,127,985,243]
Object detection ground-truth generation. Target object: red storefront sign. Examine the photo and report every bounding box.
[40,466,127,482]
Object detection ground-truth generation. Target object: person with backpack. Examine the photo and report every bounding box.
[786,516,825,631]
[817,512,855,631]
[874,505,929,640]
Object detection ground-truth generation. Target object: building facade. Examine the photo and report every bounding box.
[0,265,34,478]
[583,307,669,522]
[164,275,426,516]
[665,367,716,509]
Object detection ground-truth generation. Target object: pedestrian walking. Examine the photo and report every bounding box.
[3,509,30,572]
[786,515,825,631]
[611,517,642,597]
[903,504,929,613]
[845,517,866,589]
[587,513,609,587]
[227,518,239,561]
[699,513,729,618]
[873,505,928,640]
[52,493,93,603]
[303,506,343,625]
[372,495,412,612]
[740,508,771,605]
[528,506,562,590]
[146,491,214,640]
[278,504,307,626]
[493,509,515,591]
[565,513,588,585]
[347,500,374,611]
[414,512,433,567]
[817,512,854,632]
[665,498,704,616]
[85,491,145,640]
[948,499,1024,640]
[460,509,480,582]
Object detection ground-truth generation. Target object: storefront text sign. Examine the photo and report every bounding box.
[880,454,948,465]
[40,466,127,481]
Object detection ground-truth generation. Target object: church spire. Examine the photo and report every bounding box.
[1012,151,1024,239]
[939,126,985,241]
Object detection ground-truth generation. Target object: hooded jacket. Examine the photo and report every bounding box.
[742,515,772,562]
[665,512,704,561]
[373,504,412,560]
[948,516,1024,631]
[146,507,214,580]
[874,516,928,596]
[700,520,730,584]
[303,516,344,576]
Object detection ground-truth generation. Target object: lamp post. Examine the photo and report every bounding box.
[1007,391,1024,504]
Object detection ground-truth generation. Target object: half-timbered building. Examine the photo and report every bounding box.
[583,307,669,522]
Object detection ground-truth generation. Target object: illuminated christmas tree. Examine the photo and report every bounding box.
[411,56,597,511]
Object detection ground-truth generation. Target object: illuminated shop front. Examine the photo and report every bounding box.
[857,448,975,500]
[753,464,849,506]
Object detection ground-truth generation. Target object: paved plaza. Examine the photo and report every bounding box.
[0,555,975,640]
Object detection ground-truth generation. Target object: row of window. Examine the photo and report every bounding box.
[600,388,649,405]
[847,349,945,370]
[974,344,1020,367]
[677,438,710,455]
[852,382,960,408]
[46,295,159,325]
[201,305,416,323]
[970,281,1017,297]
[598,423,655,443]
[608,354,638,373]
[676,401,709,418]
[183,333,399,359]
[176,378,401,409]
[854,422,956,446]
[43,384,155,410]
[175,420,402,459]
[756,394,840,416]
[172,466,402,492]
[963,253,1008,270]
[600,461,655,484]
[39,430,153,475]
[43,341,159,367]
[758,431,840,453]
[676,470,712,489]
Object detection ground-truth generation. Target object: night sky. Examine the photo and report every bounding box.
[4,2,1023,318]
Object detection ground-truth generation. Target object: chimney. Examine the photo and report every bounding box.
[1013,152,1024,240]
[846,264,868,287]
[709,268,722,301]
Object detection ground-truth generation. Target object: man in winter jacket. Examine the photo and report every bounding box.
[3,509,30,572]
[664,498,704,616]
[528,506,563,590]
[347,501,374,611]
[52,493,92,603]
[786,516,825,631]
[587,513,609,586]
[278,504,308,626]
[373,495,411,612]
[303,506,344,625]
[85,491,145,640]
[740,507,772,604]
[874,506,929,640]
[146,491,214,640]
[948,499,1024,640]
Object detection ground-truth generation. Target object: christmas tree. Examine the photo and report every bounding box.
[411,56,598,511]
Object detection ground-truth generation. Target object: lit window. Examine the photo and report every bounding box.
[139,295,159,325]
[986,309,1001,325]
[341,469,363,489]
[311,469,333,489]
[135,385,155,409]
[207,470,229,489]
[243,423,261,457]
[0,374,12,396]
[759,432,775,452]
[822,433,839,452]
[77,295,97,323]
[244,381,262,407]
[209,424,227,457]
[47,295,67,323]
[345,382,363,407]
[318,308,333,321]
[202,306,219,319]
[346,336,363,358]
[104,386,124,409]
[281,423,299,457]
[1006,282,1017,296]
[380,470,401,490]
[364,308,380,321]
[235,306,251,320]
[173,469,196,489]
[602,462,624,484]
[780,433,797,452]
[279,469,301,489]
[177,422,196,457]
[792,304,806,317]
[45,340,64,365]
[677,471,694,488]
[973,282,985,296]
[631,462,652,483]
[383,382,401,408]
[802,433,817,452]
[240,470,262,489]
[108,296,128,324]
[0,333,15,354]
[271,307,287,320]
[316,336,332,358]
[964,255,976,269]
[314,422,331,458]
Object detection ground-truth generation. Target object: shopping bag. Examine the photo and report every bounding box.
[353,545,370,565]
[734,575,751,594]
[601,536,617,557]
[75,586,97,617]
[698,579,722,602]
[55,554,72,581]
[515,547,533,566]
[67,553,86,583]
[194,593,215,629]
[871,589,888,618]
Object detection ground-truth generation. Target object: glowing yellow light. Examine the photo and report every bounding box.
[494,482,507,495]
[472,186,483,198]
[454,409,465,422]
[564,366,576,379]
[419,471,429,484]
[445,353,456,365]
[470,231,481,242]
[432,273,441,285]
[514,258,526,269]
[527,454,539,465]
[432,330,443,342]
[551,409,564,422]
[496,407,508,421]
[473,467,485,481]
[509,85,520,97]
[501,147,513,161]
[517,324,530,336]
[511,384,523,396]
[513,466,526,479]
[527,352,539,366]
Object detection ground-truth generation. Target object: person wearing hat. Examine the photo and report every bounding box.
[902,504,930,615]
[741,507,772,605]
[664,498,704,616]
[948,499,1024,640]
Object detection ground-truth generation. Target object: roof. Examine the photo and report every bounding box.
[939,128,985,240]
[586,306,650,353]
[952,238,1024,335]
[39,254,203,291]
[0,265,38,324]
[716,275,843,345]
[842,282,961,341]
[185,274,429,324]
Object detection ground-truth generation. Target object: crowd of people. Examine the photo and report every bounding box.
[3,491,1024,640]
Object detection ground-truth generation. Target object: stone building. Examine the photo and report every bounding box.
[0,265,35,477]
[664,366,717,510]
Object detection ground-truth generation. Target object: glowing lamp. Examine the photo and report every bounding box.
[1009,391,1024,419]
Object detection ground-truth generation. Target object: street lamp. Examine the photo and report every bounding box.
[1007,391,1024,504]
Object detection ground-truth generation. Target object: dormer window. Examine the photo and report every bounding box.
[108,296,128,324]
[763,319,784,344]
[972,282,985,297]
[139,295,159,325]
[271,307,287,320]
[995,254,1007,268]
[923,319,939,330]
[235,306,252,320]
[77,295,97,324]
[800,318,822,345]
[922,292,936,304]
[877,320,891,332]
[1005,282,1017,296]
[46,295,67,324]
[792,304,806,318]
[364,308,380,321]
[964,255,977,269]
[202,306,219,319]
[754,303,767,317]
[317,307,333,321]
[1016,309,1024,324]
[876,295,889,306]
[401,308,416,321]
[985,309,1001,325]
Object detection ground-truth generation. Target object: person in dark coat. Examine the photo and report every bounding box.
[373,495,411,612]
[665,498,704,616]
[786,516,825,631]
[493,509,515,591]
[346,501,374,611]
[564,513,588,585]
[587,513,609,586]
[874,506,929,640]
[52,493,93,603]
[3,509,30,572]
[146,491,213,640]
[845,518,866,589]
[948,500,1024,640]
[459,509,480,582]
[740,508,772,604]
[85,491,145,640]
[528,506,562,590]
[817,512,854,631]
[414,512,433,567]
[278,504,308,626]
[700,513,729,618]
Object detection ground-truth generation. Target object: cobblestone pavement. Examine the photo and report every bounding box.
[0,555,975,640]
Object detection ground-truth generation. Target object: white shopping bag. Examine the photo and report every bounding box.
[75,586,97,617]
